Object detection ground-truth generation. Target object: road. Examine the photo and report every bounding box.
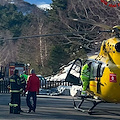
[0,94,120,120]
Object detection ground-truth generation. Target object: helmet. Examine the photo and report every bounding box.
[13,69,19,75]
[30,68,35,74]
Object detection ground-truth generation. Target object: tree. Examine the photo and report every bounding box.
[0,4,31,37]
[48,0,120,54]
[48,45,69,73]
[0,3,31,66]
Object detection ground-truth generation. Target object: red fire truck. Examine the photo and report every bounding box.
[1,62,30,80]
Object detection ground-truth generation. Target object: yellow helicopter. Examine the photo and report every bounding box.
[65,25,120,114]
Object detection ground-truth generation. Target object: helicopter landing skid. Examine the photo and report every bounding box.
[73,96,105,114]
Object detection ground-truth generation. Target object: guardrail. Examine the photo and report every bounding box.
[41,80,72,89]
[0,79,9,93]
[0,80,71,93]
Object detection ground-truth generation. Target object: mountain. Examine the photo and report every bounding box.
[0,0,40,14]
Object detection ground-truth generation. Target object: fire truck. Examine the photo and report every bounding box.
[0,62,30,80]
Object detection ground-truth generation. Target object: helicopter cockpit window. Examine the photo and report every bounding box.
[70,64,81,78]
[115,42,120,52]
[89,62,105,80]
[89,62,99,79]
[69,59,82,78]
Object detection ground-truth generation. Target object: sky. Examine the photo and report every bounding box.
[24,0,52,9]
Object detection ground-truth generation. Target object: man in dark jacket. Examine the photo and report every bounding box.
[9,69,23,114]
[25,68,40,113]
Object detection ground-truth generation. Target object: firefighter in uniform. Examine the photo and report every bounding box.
[9,69,23,114]
[80,62,92,96]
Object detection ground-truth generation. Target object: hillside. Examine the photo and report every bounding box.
[0,0,36,12]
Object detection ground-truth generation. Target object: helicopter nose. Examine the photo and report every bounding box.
[115,42,120,52]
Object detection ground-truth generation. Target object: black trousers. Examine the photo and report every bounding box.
[11,92,21,111]
[26,91,37,111]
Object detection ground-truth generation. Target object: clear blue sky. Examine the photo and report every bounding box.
[24,0,52,5]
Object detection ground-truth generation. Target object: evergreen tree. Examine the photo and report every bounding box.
[48,45,69,74]
[0,4,31,38]
[48,0,68,21]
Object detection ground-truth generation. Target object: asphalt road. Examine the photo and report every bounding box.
[0,94,120,120]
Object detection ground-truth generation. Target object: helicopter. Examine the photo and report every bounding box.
[64,25,120,114]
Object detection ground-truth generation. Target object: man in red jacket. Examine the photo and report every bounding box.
[25,68,40,113]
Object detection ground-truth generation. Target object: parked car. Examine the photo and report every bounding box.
[37,75,47,87]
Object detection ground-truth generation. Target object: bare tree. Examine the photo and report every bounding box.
[49,0,120,53]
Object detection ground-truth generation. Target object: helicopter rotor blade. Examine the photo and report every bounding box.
[3,33,69,40]
[1,18,112,41]
[72,18,111,29]
[1,31,97,41]
[1,29,112,41]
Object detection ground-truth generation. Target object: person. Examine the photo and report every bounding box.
[20,71,28,82]
[9,69,23,114]
[20,71,28,95]
[80,62,92,96]
[25,68,40,113]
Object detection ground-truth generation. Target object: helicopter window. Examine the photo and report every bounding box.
[115,42,120,52]
[89,62,99,79]
[89,62,105,79]
[70,64,81,78]
[100,63,105,77]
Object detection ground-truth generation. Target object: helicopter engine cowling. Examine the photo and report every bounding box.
[99,37,120,69]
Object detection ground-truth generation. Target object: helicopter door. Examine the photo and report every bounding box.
[96,63,102,93]
[65,58,82,85]
[89,61,105,93]
[96,62,106,93]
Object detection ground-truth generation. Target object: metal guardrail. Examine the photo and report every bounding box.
[0,80,9,93]
[41,81,72,89]
[0,80,71,93]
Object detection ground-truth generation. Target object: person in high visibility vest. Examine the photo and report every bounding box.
[20,71,28,95]
[9,69,23,114]
[80,62,92,96]
[20,71,28,82]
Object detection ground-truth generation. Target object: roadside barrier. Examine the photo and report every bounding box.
[0,79,71,93]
